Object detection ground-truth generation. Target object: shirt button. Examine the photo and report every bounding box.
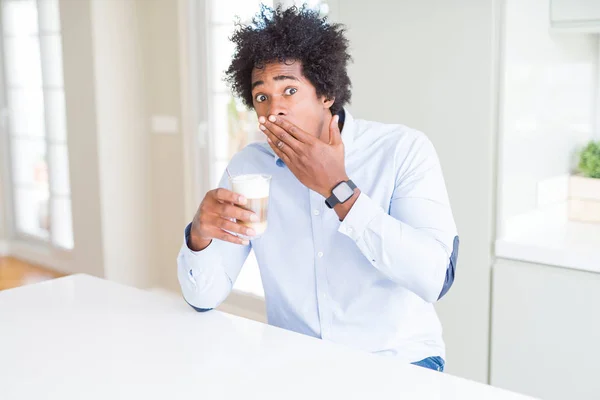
[347,227,354,234]
[317,252,324,258]
[313,210,320,216]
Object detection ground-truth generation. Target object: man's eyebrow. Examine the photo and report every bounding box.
[273,75,299,82]
[251,80,264,90]
[251,75,299,91]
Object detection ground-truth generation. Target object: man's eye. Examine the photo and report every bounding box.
[255,94,267,103]
[284,87,297,96]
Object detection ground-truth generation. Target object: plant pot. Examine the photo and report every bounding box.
[568,175,600,223]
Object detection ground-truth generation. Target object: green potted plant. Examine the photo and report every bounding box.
[569,141,600,223]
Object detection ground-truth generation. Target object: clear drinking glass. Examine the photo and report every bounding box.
[229,174,271,239]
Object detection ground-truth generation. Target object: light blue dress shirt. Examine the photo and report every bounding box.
[178,109,459,363]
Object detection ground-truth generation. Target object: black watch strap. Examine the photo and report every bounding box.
[325,180,357,209]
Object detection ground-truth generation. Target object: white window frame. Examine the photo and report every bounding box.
[182,0,337,304]
[0,0,74,265]
[188,0,337,200]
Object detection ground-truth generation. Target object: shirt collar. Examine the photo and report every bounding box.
[262,107,356,167]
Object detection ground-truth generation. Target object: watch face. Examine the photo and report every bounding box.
[333,182,354,202]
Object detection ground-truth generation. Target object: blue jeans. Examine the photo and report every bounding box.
[412,356,445,372]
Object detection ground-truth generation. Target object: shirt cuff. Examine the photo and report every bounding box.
[179,223,223,291]
[338,192,384,241]
[184,222,200,253]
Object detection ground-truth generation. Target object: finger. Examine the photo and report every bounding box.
[328,114,341,145]
[259,118,303,153]
[217,217,256,238]
[209,226,250,246]
[213,188,247,206]
[264,115,315,145]
[261,124,296,159]
[267,137,292,165]
[217,203,258,223]
[259,123,279,144]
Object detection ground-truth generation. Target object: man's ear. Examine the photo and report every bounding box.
[323,96,335,109]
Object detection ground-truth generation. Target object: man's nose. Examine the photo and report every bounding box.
[267,96,287,117]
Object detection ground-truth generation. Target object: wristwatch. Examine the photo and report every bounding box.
[325,180,357,209]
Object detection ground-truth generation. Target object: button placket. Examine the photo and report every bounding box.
[310,190,330,339]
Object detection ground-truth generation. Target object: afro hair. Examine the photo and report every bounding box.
[225,4,352,115]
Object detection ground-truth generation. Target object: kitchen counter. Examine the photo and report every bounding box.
[0,274,533,399]
[496,204,600,274]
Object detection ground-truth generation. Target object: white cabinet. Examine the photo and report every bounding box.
[491,259,600,400]
[551,0,600,31]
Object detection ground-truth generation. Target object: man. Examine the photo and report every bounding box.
[177,5,458,372]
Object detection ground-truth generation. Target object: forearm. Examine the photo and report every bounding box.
[178,250,233,310]
[339,193,452,303]
[178,223,250,310]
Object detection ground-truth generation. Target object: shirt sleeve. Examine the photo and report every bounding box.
[338,134,459,303]
[177,223,251,310]
[177,168,251,311]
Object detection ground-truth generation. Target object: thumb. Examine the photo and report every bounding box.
[328,114,341,145]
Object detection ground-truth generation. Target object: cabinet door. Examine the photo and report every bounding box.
[551,0,600,30]
[491,259,600,400]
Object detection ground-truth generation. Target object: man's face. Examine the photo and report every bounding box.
[251,60,333,140]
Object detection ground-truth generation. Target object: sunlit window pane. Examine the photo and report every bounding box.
[45,89,67,142]
[228,96,262,152]
[48,143,70,196]
[211,0,273,24]
[51,197,73,249]
[207,0,288,298]
[2,0,38,36]
[11,137,47,187]
[40,34,64,87]
[234,251,264,297]
[212,160,229,189]
[7,89,45,137]
[209,25,236,93]
[14,186,50,239]
[292,0,327,11]
[212,93,232,160]
[3,0,72,249]
[3,36,42,87]
[38,0,60,33]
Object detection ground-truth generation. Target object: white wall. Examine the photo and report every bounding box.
[137,0,190,293]
[0,171,6,253]
[29,0,188,288]
[89,0,152,287]
[0,159,5,242]
[56,0,154,285]
[0,16,9,253]
[59,0,105,277]
[336,0,499,383]
[67,0,190,290]
[499,0,598,221]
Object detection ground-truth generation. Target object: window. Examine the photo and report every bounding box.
[201,0,329,297]
[0,0,73,249]
[207,0,330,189]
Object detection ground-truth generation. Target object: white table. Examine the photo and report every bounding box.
[0,275,534,399]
